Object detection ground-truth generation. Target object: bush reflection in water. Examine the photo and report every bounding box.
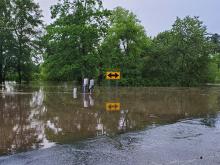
[0,82,220,155]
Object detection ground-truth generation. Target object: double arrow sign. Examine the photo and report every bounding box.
[106,72,121,80]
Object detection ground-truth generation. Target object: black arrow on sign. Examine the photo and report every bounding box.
[108,73,119,78]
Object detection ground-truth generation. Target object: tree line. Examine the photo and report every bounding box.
[1,0,220,86]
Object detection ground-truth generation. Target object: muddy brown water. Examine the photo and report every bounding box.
[0,82,220,157]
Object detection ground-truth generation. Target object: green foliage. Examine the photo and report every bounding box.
[42,0,110,81]
[208,34,220,83]
[143,16,212,86]
[208,53,220,83]
[1,0,219,87]
[0,0,15,83]
[210,33,220,53]
[11,0,43,83]
[142,31,176,86]
[100,7,152,86]
[0,0,43,83]
[42,6,217,86]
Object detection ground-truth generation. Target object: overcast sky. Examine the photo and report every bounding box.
[35,0,220,36]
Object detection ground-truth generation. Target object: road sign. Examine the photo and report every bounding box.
[106,72,121,80]
[106,103,120,112]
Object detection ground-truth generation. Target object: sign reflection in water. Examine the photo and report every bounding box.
[0,82,220,155]
[106,103,121,112]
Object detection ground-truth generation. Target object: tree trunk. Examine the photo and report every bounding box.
[18,61,22,84]
[0,44,3,83]
[18,42,22,84]
[0,65,3,83]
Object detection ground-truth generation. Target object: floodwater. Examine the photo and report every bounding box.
[1,82,220,164]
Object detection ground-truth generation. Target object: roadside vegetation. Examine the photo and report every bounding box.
[1,0,220,86]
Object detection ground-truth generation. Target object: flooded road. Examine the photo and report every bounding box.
[1,82,220,164]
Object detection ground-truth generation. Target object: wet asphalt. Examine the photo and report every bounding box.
[1,118,220,165]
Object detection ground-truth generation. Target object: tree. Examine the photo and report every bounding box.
[172,16,211,86]
[10,0,43,83]
[100,7,151,86]
[142,31,176,86]
[144,16,212,86]
[210,33,220,53]
[207,33,220,83]
[42,0,110,82]
[0,0,14,83]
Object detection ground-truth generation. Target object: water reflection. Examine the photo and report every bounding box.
[0,83,220,155]
[0,86,44,155]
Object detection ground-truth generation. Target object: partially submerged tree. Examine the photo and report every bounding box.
[142,31,176,86]
[11,0,43,83]
[0,0,15,83]
[144,16,212,86]
[100,7,151,85]
[42,0,110,81]
[172,16,211,86]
